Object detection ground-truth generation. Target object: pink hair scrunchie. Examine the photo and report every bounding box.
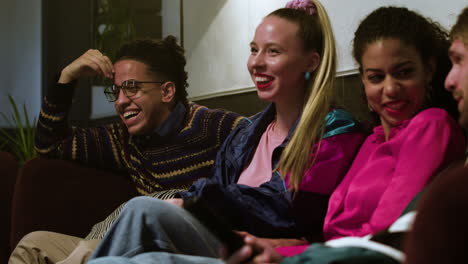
[285,0,317,16]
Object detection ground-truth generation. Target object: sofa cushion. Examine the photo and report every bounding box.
[10,157,138,249]
[0,152,18,263]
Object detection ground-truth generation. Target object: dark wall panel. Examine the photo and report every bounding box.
[42,0,92,126]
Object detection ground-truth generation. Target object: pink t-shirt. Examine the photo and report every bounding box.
[237,121,286,187]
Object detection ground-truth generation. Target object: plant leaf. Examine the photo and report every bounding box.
[0,94,37,163]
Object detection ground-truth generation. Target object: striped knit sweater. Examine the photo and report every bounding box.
[35,82,244,195]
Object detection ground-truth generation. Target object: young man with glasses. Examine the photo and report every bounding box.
[9,36,244,264]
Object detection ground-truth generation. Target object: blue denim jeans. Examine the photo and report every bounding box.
[88,197,222,261]
[87,252,224,264]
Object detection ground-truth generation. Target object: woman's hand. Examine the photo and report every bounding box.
[164,198,184,207]
[225,233,285,264]
[59,49,114,84]
[235,231,307,248]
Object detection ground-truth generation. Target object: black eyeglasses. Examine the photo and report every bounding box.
[104,79,166,102]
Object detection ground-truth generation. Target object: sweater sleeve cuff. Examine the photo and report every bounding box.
[45,73,77,108]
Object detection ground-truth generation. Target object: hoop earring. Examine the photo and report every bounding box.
[368,103,374,112]
[304,72,311,80]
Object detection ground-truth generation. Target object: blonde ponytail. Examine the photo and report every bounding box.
[276,0,337,190]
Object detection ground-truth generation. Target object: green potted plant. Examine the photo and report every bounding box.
[94,0,136,62]
[0,95,37,165]
[91,0,137,111]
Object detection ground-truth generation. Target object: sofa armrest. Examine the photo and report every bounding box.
[0,152,18,263]
[10,157,138,249]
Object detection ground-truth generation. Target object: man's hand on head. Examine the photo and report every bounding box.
[59,49,114,84]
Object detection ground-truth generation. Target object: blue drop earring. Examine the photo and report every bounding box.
[304,72,311,80]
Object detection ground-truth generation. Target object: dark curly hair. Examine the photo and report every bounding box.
[115,36,188,104]
[353,6,458,120]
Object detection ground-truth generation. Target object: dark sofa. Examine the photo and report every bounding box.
[3,152,138,263]
[0,152,18,264]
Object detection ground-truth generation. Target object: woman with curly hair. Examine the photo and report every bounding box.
[323,5,464,240]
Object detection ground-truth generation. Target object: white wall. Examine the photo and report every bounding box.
[326,0,467,76]
[184,0,287,100]
[162,0,181,41]
[91,86,115,119]
[184,0,467,100]
[0,0,41,127]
